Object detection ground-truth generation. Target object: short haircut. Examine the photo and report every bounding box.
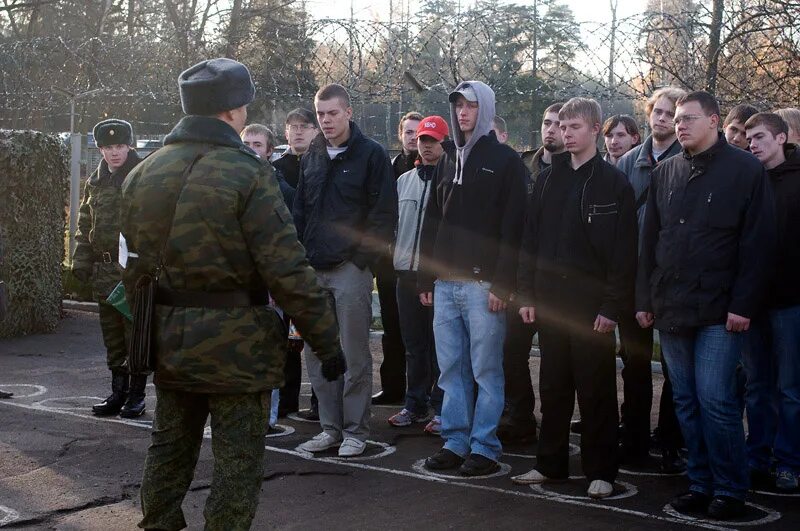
[558,97,602,126]
[241,123,276,149]
[315,83,351,107]
[285,107,316,125]
[602,114,640,139]
[493,116,507,133]
[543,102,563,118]
[745,112,789,138]
[676,91,721,117]
[724,104,759,128]
[398,111,424,136]
[775,108,800,135]
[645,86,687,116]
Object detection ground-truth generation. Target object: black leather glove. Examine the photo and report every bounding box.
[72,268,91,283]
[320,348,347,382]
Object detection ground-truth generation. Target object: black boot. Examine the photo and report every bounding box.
[92,372,128,416]
[120,374,147,418]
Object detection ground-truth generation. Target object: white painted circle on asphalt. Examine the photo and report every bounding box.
[507,443,579,459]
[530,480,639,501]
[265,424,296,438]
[286,411,318,424]
[411,459,511,480]
[329,441,396,462]
[0,384,48,398]
[619,466,686,478]
[751,488,800,498]
[0,504,20,526]
[662,501,782,526]
[33,396,105,410]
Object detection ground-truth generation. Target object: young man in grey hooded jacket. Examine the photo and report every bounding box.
[417,80,527,476]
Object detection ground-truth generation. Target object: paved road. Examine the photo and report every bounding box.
[0,310,796,530]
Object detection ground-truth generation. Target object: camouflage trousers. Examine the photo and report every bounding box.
[139,387,270,531]
[97,298,130,372]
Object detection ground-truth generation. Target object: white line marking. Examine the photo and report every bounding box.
[751,488,800,498]
[0,504,20,526]
[293,441,396,462]
[411,459,511,480]
[662,502,782,527]
[530,480,639,501]
[286,412,318,424]
[505,443,578,459]
[619,467,686,478]
[32,396,105,411]
[0,384,47,398]
[0,388,782,530]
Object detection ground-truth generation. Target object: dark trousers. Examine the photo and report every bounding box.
[396,273,442,415]
[536,316,619,482]
[375,260,406,397]
[280,351,302,413]
[503,302,537,425]
[656,355,684,450]
[618,312,653,454]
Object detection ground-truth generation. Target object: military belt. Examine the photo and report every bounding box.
[155,288,270,308]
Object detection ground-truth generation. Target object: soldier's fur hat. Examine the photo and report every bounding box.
[93,119,133,147]
[178,58,255,116]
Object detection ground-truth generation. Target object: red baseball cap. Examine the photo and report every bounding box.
[416,115,449,142]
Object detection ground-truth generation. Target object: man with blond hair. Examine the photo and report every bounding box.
[512,97,637,499]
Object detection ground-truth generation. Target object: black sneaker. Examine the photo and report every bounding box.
[459,454,500,476]
[670,491,712,515]
[296,406,319,421]
[497,421,538,444]
[707,496,746,520]
[660,448,686,474]
[425,448,465,470]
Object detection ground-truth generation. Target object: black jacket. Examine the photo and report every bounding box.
[636,134,776,330]
[293,122,397,271]
[517,151,637,322]
[392,151,417,179]
[768,144,800,309]
[273,151,301,189]
[417,131,527,300]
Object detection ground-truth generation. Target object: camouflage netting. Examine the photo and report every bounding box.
[0,130,68,338]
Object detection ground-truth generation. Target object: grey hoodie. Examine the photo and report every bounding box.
[449,81,496,184]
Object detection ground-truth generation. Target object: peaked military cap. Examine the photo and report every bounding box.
[93,119,133,147]
[178,58,256,116]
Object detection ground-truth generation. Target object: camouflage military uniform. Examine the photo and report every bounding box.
[73,150,142,372]
[120,115,341,531]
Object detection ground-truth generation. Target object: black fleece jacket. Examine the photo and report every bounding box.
[517,151,638,322]
[768,144,800,309]
[293,122,397,271]
[417,131,527,300]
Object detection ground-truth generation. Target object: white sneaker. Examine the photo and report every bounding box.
[587,479,614,499]
[297,432,341,453]
[337,437,367,457]
[511,468,548,485]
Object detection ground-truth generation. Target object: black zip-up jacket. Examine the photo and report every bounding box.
[273,151,301,188]
[636,134,776,330]
[517,151,637,322]
[768,144,800,309]
[417,131,527,300]
[293,122,397,271]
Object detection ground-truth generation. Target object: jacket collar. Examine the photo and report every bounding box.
[635,135,681,168]
[163,115,247,150]
[770,144,800,178]
[309,121,364,158]
[682,132,727,163]
[90,149,141,185]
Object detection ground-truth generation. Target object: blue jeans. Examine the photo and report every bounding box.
[433,280,506,461]
[770,305,800,474]
[660,325,749,500]
[741,319,778,472]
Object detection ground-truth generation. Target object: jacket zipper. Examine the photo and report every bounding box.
[409,174,429,270]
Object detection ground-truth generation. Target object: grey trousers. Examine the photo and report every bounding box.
[305,261,374,441]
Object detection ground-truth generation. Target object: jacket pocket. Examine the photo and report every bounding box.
[697,270,735,321]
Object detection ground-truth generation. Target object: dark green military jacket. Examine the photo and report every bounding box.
[73,150,142,298]
[120,116,340,393]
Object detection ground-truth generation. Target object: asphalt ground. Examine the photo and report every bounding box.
[0,310,797,530]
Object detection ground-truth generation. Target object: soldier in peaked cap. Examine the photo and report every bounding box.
[72,118,149,418]
[119,57,345,531]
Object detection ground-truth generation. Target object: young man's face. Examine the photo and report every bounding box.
[604,123,639,160]
[747,125,786,167]
[649,96,676,142]
[315,97,353,145]
[242,132,272,160]
[541,111,563,152]
[285,120,317,155]
[560,116,598,156]
[725,119,749,150]
[100,143,130,170]
[417,135,444,166]
[454,96,479,134]
[675,101,719,153]
[400,119,420,154]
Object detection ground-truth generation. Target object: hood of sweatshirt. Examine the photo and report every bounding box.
[449,80,495,184]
